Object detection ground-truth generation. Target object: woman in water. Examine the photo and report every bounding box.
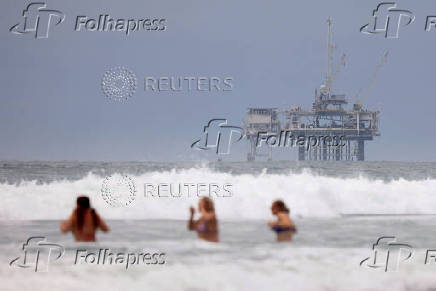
[268,200,297,242]
[60,196,109,242]
[188,197,219,242]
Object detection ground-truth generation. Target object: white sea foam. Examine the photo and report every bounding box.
[3,246,436,291]
[1,168,436,220]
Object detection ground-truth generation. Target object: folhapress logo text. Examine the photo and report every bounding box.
[10,2,167,39]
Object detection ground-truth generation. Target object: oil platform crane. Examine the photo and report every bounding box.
[355,51,389,110]
[243,19,381,161]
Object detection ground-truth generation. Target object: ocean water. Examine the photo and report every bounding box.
[1,160,436,220]
[1,161,436,290]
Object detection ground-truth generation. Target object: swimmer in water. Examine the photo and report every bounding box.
[188,197,219,243]
[268,200,297,242]
[60,195,109,242]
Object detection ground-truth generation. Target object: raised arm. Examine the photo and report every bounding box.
[60,213,74,233]
[188,207,198,231]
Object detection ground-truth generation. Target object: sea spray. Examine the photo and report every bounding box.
[1,168,436,220]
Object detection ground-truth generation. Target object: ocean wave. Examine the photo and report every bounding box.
[1,168,436,220]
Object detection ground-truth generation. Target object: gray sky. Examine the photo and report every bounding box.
[1,0,435,162]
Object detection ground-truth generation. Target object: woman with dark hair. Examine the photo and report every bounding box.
[268,200,297,242]
[188,197,219,242]
[60,196,109,242]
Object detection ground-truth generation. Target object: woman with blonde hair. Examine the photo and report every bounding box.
[188,197,219,242]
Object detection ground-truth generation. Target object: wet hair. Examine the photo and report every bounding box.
[77,196,90,209]
[76,196,97,230]
[200,197,215,213]
[272,200,289,213]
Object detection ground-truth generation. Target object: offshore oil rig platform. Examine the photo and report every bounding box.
[243,19,383,161]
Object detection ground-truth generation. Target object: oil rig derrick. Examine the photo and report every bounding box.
[243,19,382,161]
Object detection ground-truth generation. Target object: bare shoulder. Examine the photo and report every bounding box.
[277,212,293,226]
[277,212,290,220]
